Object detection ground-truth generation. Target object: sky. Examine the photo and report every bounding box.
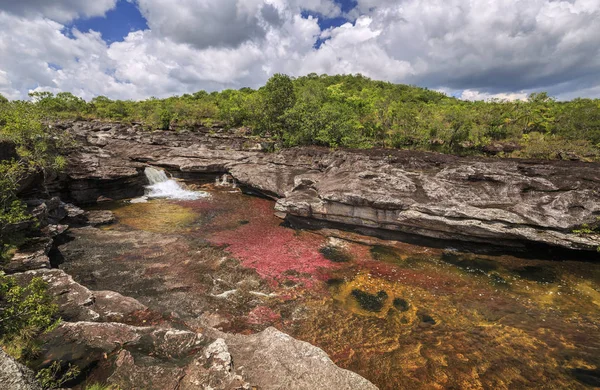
[0,0,599,101]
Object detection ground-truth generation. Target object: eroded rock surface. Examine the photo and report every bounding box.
[36,321,376,390]
[2,237,52,274]
[0,350,42,390]
[11,269,148,322]
[51,120,600,251]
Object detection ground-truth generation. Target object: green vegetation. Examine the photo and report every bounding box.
[0,272,58,361]
[0,97,70,257]
[36,361,81,389]
[6,74,598,161]
[1,272,79,389]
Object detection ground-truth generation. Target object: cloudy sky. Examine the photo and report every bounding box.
[0,0,599,101]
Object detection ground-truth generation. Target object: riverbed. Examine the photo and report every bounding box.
[59,183,600,389]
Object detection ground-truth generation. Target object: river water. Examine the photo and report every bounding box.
[71,177,600,389]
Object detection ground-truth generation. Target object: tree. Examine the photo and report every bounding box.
[0,94,8,104]
[262,74,296,137]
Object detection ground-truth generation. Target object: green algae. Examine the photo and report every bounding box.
[320,246,352,263]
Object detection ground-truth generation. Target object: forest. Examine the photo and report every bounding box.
[2,73,600,159]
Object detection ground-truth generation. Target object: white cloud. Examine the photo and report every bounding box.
[135,0,340,49]
[0,0,117,23]
[0,0,599,100]
[458,90,528,102]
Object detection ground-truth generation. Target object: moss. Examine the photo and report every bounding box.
[319,246,352,263]
[370,245,402,263]
[351,289,388,312]
[393,298,410,312]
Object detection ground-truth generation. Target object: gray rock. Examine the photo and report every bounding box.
[2,238,52,274]
[38,322,376,390]
[0,350,42,390]
[48,120,600,251]
[11,269,147,322]
[220,327,378,390]
[84,210,115,226]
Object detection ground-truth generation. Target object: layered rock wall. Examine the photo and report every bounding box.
[52,121,600,252]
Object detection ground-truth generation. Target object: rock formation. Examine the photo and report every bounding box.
[50,120,600,253]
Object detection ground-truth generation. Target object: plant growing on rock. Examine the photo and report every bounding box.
[0,272,59,362]
[35,361,81,389]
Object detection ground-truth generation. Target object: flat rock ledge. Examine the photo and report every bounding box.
[38,321,377,390]
[49,120,600,253]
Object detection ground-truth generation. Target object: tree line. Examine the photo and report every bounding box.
[3,73,600,160]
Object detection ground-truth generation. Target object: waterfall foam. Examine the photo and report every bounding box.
[143,167,209,200]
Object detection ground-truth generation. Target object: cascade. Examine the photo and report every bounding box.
[143,167,209,200]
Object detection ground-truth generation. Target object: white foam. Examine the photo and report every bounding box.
[144,167,209,200]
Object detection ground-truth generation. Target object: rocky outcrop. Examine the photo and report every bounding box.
[11,269,147,322]
[52,120,600,252]
[2,238,53,274]
[37,321,376,390]
[215,327,378,390]
[0,350,42,390]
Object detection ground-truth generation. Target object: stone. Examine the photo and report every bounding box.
[0,350,42,390]
[85,210,116,226]
[2,238,52,274]
[37,321,376,390]
[47,120,600,251]
[11,269,147,322]
[218,327,378,390]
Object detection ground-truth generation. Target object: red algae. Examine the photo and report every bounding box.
[187,191,341,286]
[247,306,282,325]
[88,188,600,390]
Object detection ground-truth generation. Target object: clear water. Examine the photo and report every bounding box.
[81,186,600,389]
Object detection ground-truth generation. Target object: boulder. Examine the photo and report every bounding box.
[0,350,42,390]
[38,322,376,390]
[11,269,147,322]
[2,238,52,274]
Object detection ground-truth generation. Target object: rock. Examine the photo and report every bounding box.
[218,327,378,390]
[11,269,147,322]
[0,350,42,390]
[2,238,52,274]
[85,210,115,226]
[42,224,69,238]
[38,321,376,390]
[62,202,86,222]
[48,120,600,252]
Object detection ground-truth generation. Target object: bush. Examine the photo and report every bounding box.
[0,272,59,362]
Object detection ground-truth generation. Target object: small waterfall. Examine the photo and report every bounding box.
[215,174,237,188]
[142,167,209,200]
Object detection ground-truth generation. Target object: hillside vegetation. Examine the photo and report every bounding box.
[4,73,599,160]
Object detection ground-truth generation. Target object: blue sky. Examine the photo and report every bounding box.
[68,1,148,43]
[69,0,357,43]
[0,0,599,101]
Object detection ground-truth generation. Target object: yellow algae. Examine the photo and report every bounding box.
[110,201,198,233]
[574,280,600,307]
